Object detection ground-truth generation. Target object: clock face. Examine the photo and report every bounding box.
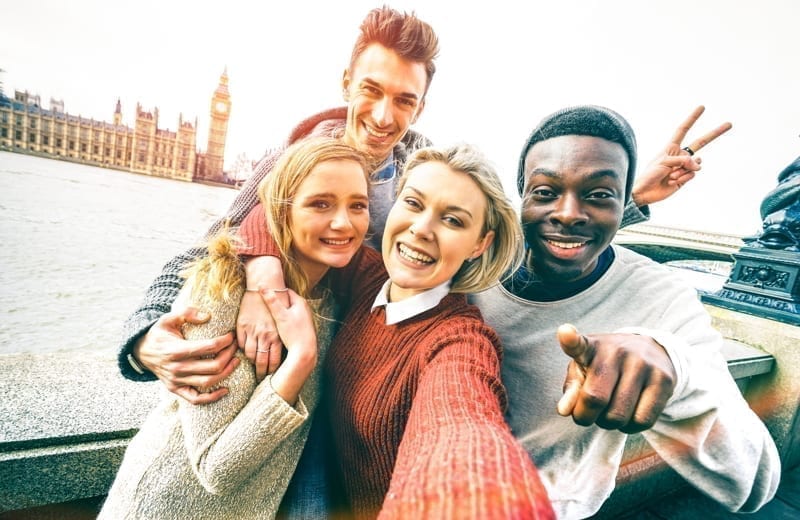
[215,101,227,113]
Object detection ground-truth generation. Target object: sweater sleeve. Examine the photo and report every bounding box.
[620,198,650,228]
[621,287,781,513]
[379,319,555,520]
[237,202,283,258]
[116,148,284,381]
[178,350,310,495]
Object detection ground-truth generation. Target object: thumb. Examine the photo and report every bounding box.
[260,288,292,315]
[557,323,593,367]
[557,361,584,417]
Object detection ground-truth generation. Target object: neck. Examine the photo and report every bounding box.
[306,269,327,293]
[388,282,413,303]
[296,259,328,296]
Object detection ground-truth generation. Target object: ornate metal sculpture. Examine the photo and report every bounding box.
[702,155,800,325]
[750,155,800,251]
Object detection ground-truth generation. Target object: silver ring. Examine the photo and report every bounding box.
[256,348,270,353]
[682,146,695,156]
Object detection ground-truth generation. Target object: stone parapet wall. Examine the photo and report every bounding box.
[0,350,159,512]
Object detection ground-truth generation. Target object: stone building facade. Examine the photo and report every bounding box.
[0,69,230,184]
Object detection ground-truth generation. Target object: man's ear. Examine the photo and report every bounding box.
[411,98,426,124]
[341,69,351,102]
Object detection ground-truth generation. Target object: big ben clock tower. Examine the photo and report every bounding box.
[203,68,231,182]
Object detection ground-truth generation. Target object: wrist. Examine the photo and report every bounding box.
[245,255,284,290]
[270,345,317,405]
[284,344,318,376]
[129,338,149,375]
[127,353,146,375]
[631,190,646,208]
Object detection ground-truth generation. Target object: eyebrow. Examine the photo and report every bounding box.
[405,186,474,219]
[302,192,370,201]
[530,167,622,183]
[363,78,420,102]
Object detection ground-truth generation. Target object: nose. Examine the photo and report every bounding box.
[372,98,393,127]
[330,207,354,231]
[550,193,587,226]
[409,213,434,240]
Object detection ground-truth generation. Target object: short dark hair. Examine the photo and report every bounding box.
[349,5,439,97]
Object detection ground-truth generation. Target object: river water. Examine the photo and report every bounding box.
[0,151,238,355]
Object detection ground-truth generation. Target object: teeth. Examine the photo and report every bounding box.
[399,244,434,264]
[547,240,585,249]
[323,238,350,246]
[365,125,389,138]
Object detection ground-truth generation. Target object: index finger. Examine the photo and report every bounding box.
[669,105,705,146]
[685,121,733,154]
[557,323,594,367]
[186,332,235,359]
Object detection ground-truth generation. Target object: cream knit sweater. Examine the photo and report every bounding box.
[100,278,339,519]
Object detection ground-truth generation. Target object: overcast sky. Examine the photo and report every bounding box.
[2,0,798,235]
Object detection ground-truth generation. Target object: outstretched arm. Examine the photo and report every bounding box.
[381,321,554,519]
[555,289,780,512]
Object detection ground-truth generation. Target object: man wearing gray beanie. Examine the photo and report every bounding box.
[472,105,780,518]
[515,105,637,203]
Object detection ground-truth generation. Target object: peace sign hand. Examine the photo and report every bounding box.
[631,106,732,207]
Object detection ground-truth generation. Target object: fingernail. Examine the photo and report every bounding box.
[196,311,209,320]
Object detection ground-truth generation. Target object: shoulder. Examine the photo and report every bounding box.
[353,247,387,283]
[287,107,347,144]
[609,245,702,302]
[419,295,501,356]
[612,245,687,282]
[396,128,433,163]
[328,246,387,300]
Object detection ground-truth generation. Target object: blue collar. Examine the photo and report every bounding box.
[372,153,396,181]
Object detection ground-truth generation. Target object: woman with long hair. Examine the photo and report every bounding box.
[100,137,370,519]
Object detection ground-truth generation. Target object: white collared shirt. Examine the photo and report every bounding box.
[371,279,452,325]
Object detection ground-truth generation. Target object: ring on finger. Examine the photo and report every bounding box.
[681,146,695,156]
[256,347,270,353]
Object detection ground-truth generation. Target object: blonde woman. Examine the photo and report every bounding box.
[100,137,370,519]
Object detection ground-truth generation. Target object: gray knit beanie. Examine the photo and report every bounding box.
[516,105,637,203]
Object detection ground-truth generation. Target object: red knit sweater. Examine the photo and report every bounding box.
[239,204,554,519]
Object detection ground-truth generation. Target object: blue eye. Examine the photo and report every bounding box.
[404,197,422,210]
[443,215,464,227]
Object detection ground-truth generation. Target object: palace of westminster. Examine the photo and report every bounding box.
[0,68,232,184]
